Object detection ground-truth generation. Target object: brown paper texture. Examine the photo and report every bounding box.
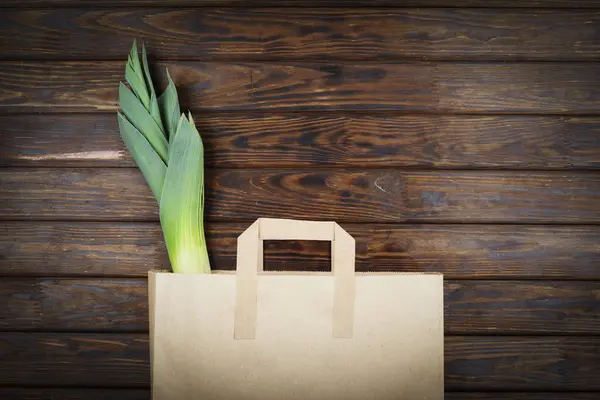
[149,218,444,400]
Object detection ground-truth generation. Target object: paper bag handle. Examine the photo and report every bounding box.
[234,218,356,339]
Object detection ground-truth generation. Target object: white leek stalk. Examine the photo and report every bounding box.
[117,40,210,274]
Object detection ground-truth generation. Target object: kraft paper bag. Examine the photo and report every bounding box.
[149,218,444,400]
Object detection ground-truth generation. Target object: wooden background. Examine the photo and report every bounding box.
[1,0,600,399]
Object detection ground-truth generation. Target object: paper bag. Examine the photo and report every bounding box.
[149,218,444,400]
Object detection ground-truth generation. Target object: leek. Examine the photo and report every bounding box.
[117,40,210,274]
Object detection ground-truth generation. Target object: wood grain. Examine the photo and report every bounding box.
[0,389,150,400]
[0,169,156,221]
[444,281,600,334]
[1,390,597,400]
[2,61,599,113]
[2,222,600,279]
[0,333,150,387]
[445,336,600,391]
[437,63,600,114]
[0,222,169,277]
[1,278,598,334]
[2,114,600,169]
[2,9,600,61]
[2,168,599,223]
[445,395,600,400]
[1,333,598,390]
[2,1,599,397]
[4,1,600,7]
[0,279,148,331]
[0,114,129,167]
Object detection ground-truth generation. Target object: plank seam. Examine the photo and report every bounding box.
[4,166,600,172]
[4,57,600,63]
[4,110,600,117]
[2,276,600,282]
[3,383,596,393]
[2,221,599,227]
[3,219,600,226]
[3,5,600,10]
[1,329,599,337]
[4,59,600,64]
[4,111,600,117]
[5,166,600,174]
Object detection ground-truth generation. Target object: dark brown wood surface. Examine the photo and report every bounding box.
[444,336,600,390]
[3,9,600,61]
[1,0,599,397]
[2,168,599,223]
[1,333,598,390]
[1,278,598,334]
[2,62,600,113]
[5,1,600,7]
[446,395,600,400]
[2,222,600,278]
[0,333,151,387]
[2,114,600,169]
[0,389,151,400]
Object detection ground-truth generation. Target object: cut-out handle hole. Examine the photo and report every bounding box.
[263,240,332,272]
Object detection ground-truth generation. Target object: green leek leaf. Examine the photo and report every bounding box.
[158,70,180,141]
[187,112,205,224]
[117,111,166,201]
[159,114,210,274]
[141,44,156,98]
[149,91,164,137]
[119,82,168,163]
[128,40,145,87]
[141,44,165,132]
[125,62,150,110]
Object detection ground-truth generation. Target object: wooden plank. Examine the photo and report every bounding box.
[445,336,600,391]
[0,114,129,167]
[0,169,156,221]
[1,278,598,334]
[2,222,600,279]
[444,281,600,334]
[0,388,150,400]
[3,1,600,8]
[0,222,169,277]
[0,279,148,331]
[2,62,599,114]
[2,114,600,169]
[3,9,600,61]
[446,395,600,400]
[0,333,150,387]
[0,61,433,113]
[437,63,600,113]
[0,390,596,400]
[0,333,598,390]
[1,168,599,223]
